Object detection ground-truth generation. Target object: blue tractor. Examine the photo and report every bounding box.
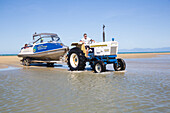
[67,25,126,73]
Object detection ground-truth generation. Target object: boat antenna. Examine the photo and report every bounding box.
[33,32,37,40]
[103,24,105,42]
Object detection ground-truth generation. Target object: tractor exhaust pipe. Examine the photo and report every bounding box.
[103,25,105,42]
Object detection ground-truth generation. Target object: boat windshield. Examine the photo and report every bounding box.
[34,35,61,44]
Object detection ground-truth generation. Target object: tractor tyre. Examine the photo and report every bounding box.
[114,58,126,71]
[94,61,106,73]
[67,47,86,71]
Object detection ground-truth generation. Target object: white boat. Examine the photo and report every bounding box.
[18,33,69,66]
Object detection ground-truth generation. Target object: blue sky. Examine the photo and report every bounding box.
[0,0,170,53]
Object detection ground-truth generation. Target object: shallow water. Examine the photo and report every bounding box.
[0,55,170,112]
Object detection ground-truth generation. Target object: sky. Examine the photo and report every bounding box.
[0,0,170,54]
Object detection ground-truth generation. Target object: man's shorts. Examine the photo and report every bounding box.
[85,46,90,49]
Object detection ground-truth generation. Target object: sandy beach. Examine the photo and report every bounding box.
[0,56,22,69]
[0,53,170,69]
[0,53,170,113]
[117,52,170,59]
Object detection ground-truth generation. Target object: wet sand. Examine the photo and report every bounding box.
[0,55,170,112]
[0,53,170,69]
[0,54,170,113]
[117,52,170,59]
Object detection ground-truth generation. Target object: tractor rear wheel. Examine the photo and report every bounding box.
[67,47,86,71]
[114,58,126,71]
[94,61,106,73]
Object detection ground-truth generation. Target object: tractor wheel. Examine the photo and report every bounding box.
[94,61,106,73]
[47,63,54,67]
[114,58,126,71]
[22,58,31,66]
[67,47,86,71]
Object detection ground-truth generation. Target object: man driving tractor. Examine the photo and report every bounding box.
[80,33,95,56]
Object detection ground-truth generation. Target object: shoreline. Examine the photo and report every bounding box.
[118,52,170,59]
[0,53,170,69]
[0,65,8,69]
[1,51,170,56]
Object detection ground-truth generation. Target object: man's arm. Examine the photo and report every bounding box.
[80,40,85,43]
[80,38,85,44]
[90,39,95,43]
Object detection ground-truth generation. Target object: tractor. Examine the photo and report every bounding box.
[67,25,126,73]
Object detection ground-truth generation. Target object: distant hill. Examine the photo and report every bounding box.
[119,47,170,52]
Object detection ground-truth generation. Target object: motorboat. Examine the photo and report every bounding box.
[18,33,69,66]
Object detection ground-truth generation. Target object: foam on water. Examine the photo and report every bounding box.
[0,66,21,72]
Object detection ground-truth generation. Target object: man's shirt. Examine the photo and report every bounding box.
[80,37,92,46]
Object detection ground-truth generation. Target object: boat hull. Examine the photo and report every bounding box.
[18,47,68,61]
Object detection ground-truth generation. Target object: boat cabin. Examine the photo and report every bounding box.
[33,33,61,44]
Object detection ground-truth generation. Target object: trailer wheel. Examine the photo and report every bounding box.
[47,63,54,67]
[114,58,126,71]
[67,47,86,71]
[94,61,106,73]
[23,58,31,66]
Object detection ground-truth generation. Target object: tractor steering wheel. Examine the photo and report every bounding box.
[89,40,93,44]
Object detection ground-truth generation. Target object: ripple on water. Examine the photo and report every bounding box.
[0,56,170,112]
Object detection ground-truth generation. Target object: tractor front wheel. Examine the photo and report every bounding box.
[114,58,126,71]
[94,61,106,73]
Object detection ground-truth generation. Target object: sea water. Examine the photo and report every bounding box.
[0,55,169,112]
